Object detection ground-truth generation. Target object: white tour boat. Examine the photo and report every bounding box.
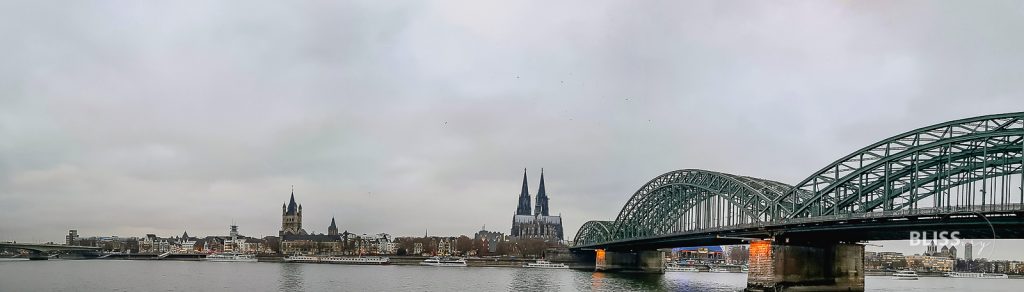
[320,256,390,265]
[283,255,389,265]
[945,272,1008,279]
[420,256,468,267]
[709,267,732,273]
[892,270,919,280]
[283,255,321,263]
[204,253,258,262]
[665,264,699,272]
[523,260,568,269]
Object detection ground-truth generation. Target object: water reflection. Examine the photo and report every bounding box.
[570,271,672,291]
[508,267,561,290]
[278,263,304,292]
[589,271,605,290]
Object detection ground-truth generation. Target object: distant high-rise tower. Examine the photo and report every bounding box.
[66,230,78,245]
[230,224,239,239]
[516,169,532,215]
[328,217,339,236]
[965,242,973,261]
[280,186,306,237]
[534,169,549,216]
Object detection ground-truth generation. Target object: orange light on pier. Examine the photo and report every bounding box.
[749,240,771,258]
[595,249,606,263]
[748,240,772,279]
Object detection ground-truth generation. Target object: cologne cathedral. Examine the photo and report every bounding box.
[510,169,564,241]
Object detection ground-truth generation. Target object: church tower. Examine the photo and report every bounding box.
[515,169,532,215]
[328,217,339,236]
[280,186,305,236]
[534,168,549,216]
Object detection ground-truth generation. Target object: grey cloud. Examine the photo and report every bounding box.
[2,0,1024,258]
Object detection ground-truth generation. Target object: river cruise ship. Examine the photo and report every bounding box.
[945,272,1009,279]
[665,263,699,272]
[420,256,468,267]
[892,270,919,280]
[523,260,568,269]
[320,256,389,265]
[283,255,389,265]
[204,253,258,262]
[709,267,731,273]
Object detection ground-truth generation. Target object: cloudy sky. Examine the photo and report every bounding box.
[2,1,1023,258]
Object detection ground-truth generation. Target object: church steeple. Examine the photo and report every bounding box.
[515,168,532,215]
[286,186,298,215]
[328,217,339,236]
[535,168,549,216]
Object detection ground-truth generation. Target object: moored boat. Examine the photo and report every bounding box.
[204,253,258,262]
[892,270,919,280]
[283,255,320,263]
[945,272,1008,279]
[665,264,699,272]
[283,255,389,265]
[523,260,568,269]
[709,267,731,273]
[420,256,467,267]
[320,256,390,265]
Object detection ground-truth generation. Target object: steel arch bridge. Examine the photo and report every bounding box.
[574,112,1024,250]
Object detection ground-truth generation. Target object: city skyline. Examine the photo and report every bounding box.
[4,1,1024,260]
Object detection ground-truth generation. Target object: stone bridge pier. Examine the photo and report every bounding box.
[586,249,664,273]
[746,239,864,292]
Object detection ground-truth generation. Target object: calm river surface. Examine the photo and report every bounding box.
[0,259,1018,291]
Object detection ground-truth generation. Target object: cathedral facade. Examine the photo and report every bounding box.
[510,169,564,241]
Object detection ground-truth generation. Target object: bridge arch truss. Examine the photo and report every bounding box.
[783,113,1024,218]
[573,112,1024,247]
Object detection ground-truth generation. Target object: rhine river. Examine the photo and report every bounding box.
[0,259,1018,291]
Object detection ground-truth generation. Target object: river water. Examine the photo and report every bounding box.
[0,259,1017,291]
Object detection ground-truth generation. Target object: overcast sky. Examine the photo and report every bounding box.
[2,1,1023,259]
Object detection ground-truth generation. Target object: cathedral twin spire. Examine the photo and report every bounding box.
[516,168,549,216]
[535,168,549,216]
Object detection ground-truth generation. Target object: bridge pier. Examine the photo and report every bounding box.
[570,249,597,270]
[594,249,664,273]
[746,240,863,292]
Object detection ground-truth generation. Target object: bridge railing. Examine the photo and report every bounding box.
[577,203,1024,247]
[775,203,1024,226]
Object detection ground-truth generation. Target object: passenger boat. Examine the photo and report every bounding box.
[320,256,390,265]
[204,253,258,262]
[945,272,1008,279]
[665,263,699,272]
[523,260,568,269]
[283,255,321,263]
[709,267,731,273]
[283,255,389,265]
[892,270,919,280]
[420,256,468,267]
